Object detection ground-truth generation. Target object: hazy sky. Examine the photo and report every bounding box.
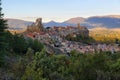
[2,0,120,22]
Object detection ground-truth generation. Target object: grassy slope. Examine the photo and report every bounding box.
[89,27,120,42]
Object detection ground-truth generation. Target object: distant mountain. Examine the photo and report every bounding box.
[6,19,33,30]
[6,15,120,29]
[43,20,76,27]
[84,16,120,28]
[6,19,76,29]
[97,15,120,19]
[64,15,120,28]
[64,17,85,24]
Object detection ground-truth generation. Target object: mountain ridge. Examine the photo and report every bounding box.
[6,18,33,29]
[64,17,85,24]
[6,15,120,29]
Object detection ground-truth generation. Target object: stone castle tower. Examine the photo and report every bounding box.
[77,23,89,37]
[27,18,44,32]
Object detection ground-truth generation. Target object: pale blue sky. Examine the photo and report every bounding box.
[2,0,120,22]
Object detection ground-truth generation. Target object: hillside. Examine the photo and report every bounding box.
[89,27,120,42]
[64,17,85,24]
[102,15,120,18]
[39,15,120,28]
[6,19,33,29]
[84,16,120,28]
[64,15,120,28]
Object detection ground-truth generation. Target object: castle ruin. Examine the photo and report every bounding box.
[27,18,44,32]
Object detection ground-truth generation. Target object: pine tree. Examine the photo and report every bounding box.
[0,0,8,51]
[0,0,8,67]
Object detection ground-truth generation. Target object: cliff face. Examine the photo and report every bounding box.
[27,18,44,32]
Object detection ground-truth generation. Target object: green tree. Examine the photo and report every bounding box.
[0,0,8,50]
[12,35,28,54]
[22,49,47,80]
[27,38,44,53]
[4,31,14,51]
[110,58,120,80]
[0,0,8,66]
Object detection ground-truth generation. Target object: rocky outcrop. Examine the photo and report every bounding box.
[27,18,44,32]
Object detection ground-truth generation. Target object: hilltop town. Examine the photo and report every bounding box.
[24,18,120,54]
